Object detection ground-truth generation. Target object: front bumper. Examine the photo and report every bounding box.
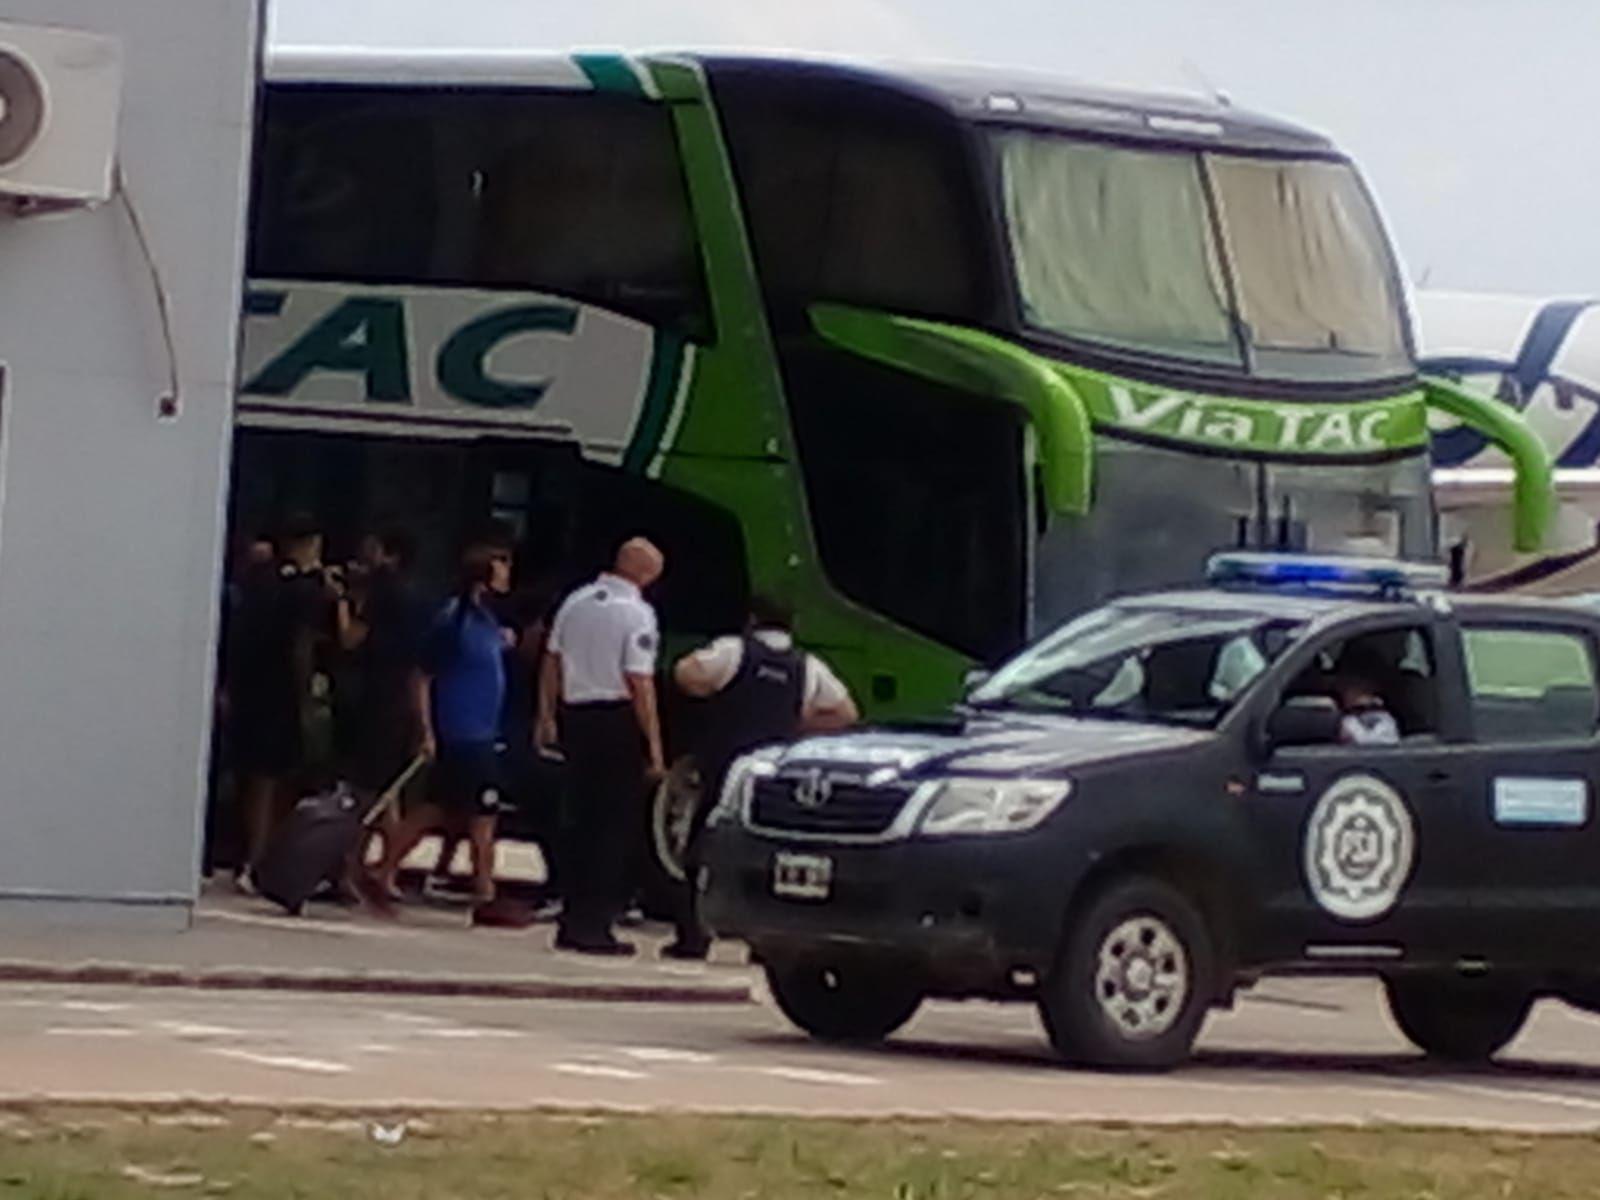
[699,822,1069,996]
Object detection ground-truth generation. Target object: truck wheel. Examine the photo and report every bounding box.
[638,757,701,918]
[1041,876,1214,1071]
[765,958,923,1044]
[1384,977,1531,1062]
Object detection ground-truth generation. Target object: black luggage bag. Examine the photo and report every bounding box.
[256,757,425,916]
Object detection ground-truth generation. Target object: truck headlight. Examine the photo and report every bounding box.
[707,747,782,827]
[918,777,1072,837]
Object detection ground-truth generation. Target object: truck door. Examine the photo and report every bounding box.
[1243,617,1479,966]
[1451,617,1600,967]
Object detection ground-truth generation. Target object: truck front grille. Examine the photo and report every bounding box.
[749,776,912,837]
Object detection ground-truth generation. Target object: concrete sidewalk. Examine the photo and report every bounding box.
[0,883,753,1005]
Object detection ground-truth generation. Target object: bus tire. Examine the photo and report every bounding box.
[765,957,923,1044]
[1384,976,1531,1063]
[1040,876,1213,1071]
[638,756,701,919]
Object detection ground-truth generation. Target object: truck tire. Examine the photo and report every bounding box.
[765,958,923,1044]
[1384,976,1531,1063]
[1041,876,1215,1071]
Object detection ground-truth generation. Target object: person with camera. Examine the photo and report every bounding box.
[229,512,339,894]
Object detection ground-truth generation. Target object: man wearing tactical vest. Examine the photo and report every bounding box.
[665,595,859,960]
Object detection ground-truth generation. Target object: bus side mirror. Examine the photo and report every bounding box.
[1267,695,1342,749]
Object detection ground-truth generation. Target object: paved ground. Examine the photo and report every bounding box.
[0,881,751,1002]
[8,977,1600,1131]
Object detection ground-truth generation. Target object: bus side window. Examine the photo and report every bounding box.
[250,87,710,338]
[714,71,993,327]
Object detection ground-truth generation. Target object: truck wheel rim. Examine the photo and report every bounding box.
[1094,914,1188,1041]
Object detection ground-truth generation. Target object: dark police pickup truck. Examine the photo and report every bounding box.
[699,554,1600,1070]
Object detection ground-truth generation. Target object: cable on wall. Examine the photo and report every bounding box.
[113,160,180,419]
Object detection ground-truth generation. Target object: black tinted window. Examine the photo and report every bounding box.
[785,346,1027,662]
[251,86,708,335]
[713,73,991,326]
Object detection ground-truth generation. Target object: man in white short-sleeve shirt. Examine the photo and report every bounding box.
[663,595,858,958]
[536,537,666,956]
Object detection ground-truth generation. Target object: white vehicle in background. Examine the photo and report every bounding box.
[1419,291,1600,592]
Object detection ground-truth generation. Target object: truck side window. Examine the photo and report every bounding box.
[1463,627,1599,742]
[1283,626,1439,739]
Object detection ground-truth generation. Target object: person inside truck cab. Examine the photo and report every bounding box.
[1332,658,1402,746]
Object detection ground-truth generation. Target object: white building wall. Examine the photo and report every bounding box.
[0,1,261,925]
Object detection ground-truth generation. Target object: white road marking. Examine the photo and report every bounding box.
[1438,1081,1600,1114]
[621,1046,718,1065]
[156,1022,243,1039]
[44,1026,134,1038]
[550,1062,650,1081]
[415,1027,528,1040]
[210,1049,352,1075]
[760,1066,882,1087]
[60,1001,130,1014]
[378,1011,451,1026]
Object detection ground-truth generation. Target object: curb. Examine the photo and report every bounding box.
[0,961,753,1005]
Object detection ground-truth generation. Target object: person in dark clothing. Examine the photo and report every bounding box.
[665,598,864,966]
[332,527,429,890]
[207,533,276,877]
[362,534,515,913]
[666,595,859,959]
[229,513,338,893]
[335,528,427,790]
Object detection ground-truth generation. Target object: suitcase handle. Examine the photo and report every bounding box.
[362,754,428,828]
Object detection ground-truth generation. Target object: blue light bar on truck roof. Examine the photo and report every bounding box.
[1206,552,1450,596]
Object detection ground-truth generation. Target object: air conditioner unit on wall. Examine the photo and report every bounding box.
[0,20,121,207]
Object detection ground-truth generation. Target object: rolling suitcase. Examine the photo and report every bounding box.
[256,757,426,916]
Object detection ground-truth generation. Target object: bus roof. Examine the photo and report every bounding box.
[266,47,1336,156]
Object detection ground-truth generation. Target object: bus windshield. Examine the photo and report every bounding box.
[997,132,1411,384]
[1031,441,1434,632]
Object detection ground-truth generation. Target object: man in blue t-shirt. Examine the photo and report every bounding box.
[361,533,514,913]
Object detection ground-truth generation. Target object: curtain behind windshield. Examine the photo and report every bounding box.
[999,135,1239,367]
[1206,157,1407,378]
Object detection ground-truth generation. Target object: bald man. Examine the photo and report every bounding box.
[537,538,666,955]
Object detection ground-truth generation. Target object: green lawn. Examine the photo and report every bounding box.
[1,1106,1598,1199]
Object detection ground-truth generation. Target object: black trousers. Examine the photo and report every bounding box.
[672,759,732,948]
[559,702,645,942]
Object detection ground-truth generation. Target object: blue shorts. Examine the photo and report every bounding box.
[430,743,506,817]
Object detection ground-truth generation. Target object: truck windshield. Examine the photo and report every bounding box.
[971,603,1305,726]
[998,132,1411,384]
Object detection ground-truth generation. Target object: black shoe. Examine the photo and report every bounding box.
[661,939,710,962]
[554,931,636,957]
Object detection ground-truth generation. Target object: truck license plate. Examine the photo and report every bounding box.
[772,852,833,901]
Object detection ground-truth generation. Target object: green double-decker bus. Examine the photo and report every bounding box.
[239,49,1551,724]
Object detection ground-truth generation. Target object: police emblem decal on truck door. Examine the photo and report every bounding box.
[1303,774,1416,921]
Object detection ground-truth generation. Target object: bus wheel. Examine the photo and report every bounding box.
[1040,876,1214,1071]
[1384,976,1531,1063]
[765,957,923,1044]
[639,756,701,917]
